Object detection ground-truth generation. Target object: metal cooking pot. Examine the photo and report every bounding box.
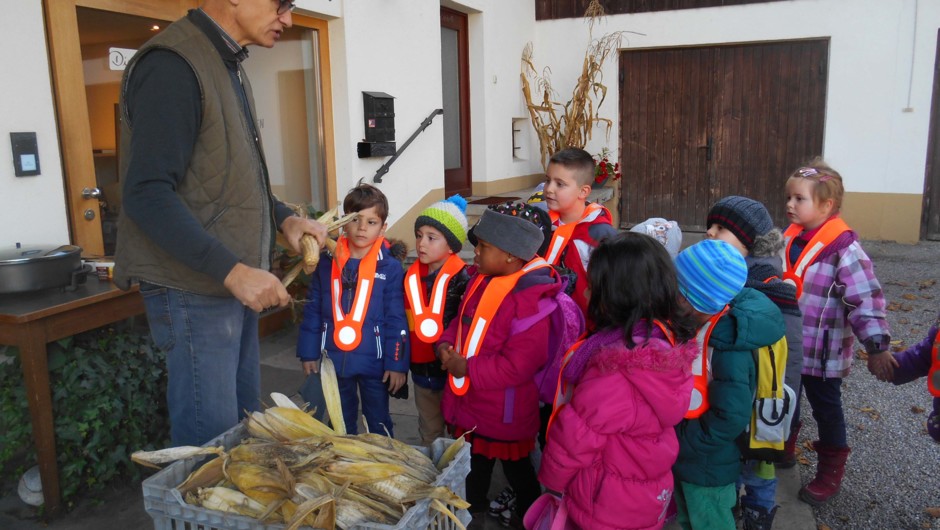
[0,244,90,294]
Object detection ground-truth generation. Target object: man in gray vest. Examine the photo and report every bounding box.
[114,0,326,446]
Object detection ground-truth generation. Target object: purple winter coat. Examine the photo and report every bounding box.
[538,326,698,530]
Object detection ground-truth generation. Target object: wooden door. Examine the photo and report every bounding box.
[922,30,940,240]
[441,7,472,196]
[620,39,829,231]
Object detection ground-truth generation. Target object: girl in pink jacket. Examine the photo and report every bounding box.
[538,232,699,530]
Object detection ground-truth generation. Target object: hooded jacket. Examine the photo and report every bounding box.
[673,288,785,487]
[296,242,409,377]
[538,325,698,530]
[440,268,558,442]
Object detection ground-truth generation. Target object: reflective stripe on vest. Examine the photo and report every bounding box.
[330,236,384,352]
[405,254,466,344]
[448,257,552,396]
[930,329,940,397]
[782,217,851,299]
[547,320,675,438]
[685,306,729,420]
[545,203,609,265]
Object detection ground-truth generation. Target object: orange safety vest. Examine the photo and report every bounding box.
[685,306,729,420]
[404,254,466,362]
[782,217,851,299]
[448,257,552,396]
[930,329,940,397]
[546,320,675,438]
[330,236,384,352]
[545,203,609,265]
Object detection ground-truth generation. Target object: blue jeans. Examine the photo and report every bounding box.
[141,283,260,446]
[802,375,847,447]
[738,460,777,511]
[337,374,392,435]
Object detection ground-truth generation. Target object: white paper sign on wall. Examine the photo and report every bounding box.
[109,47,137,71]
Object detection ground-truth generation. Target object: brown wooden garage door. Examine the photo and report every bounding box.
[619,39,829,231]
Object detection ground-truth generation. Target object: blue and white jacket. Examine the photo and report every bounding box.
[297,243,410,377]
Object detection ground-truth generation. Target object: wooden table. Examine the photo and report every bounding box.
[0,281,144,515]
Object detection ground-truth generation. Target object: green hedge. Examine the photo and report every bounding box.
[0,326,170,508]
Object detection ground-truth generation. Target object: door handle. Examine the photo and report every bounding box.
[81,187,102,200]
[698,137,713,161]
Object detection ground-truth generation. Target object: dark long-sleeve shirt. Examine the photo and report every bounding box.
[121,9,293,284]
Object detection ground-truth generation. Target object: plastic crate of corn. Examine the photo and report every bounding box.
[142,423,471,530]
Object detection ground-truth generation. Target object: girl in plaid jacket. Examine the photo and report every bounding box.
[783,159,893,507]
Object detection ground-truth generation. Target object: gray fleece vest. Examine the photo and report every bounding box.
[114,16,272,297]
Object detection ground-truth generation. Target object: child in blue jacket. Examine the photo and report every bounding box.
[297,184,409,435]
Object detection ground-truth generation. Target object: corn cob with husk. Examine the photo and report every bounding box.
[281,209,359,287]
[318,352,347,435]
[192,486,280,521]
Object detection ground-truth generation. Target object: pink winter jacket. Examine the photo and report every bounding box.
[440,268,557,442]
[538,327,698,530]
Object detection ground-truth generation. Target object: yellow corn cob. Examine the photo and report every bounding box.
[225,461,291,506]
[301,235,320,273]
[319,353,347,435]
[263,406,334,440]
[436,433,467,471]
[321,460,407,484]
[177,455,225,496]
[358,432,437,478]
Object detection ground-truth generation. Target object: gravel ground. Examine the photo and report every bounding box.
[796,240,940,530]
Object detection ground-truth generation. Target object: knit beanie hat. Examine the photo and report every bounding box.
[630,218,682,258]
[470,208,544,261]
[675,239,747,315]
[706,196,774,252]
[414,195,469,253]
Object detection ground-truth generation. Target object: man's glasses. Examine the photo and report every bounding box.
[277,0,296,15]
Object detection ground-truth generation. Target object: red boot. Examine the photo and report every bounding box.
[776,420,802,469]
[798,442,850,505]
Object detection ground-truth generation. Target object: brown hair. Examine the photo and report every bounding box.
[786,157,844,212]
[343,183,389,221]
[548,147,596,187]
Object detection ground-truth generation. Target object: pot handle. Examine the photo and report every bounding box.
[65,264,93,292]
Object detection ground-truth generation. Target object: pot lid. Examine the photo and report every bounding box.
[0,245,82,265]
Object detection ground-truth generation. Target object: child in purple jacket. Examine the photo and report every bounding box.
[885,313,940,443]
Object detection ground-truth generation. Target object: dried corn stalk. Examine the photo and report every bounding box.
[521,0,632,169]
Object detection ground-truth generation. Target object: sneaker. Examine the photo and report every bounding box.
[498,502,522,528]
[488,486,515,516]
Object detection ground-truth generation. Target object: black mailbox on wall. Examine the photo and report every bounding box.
[363,91,395,143]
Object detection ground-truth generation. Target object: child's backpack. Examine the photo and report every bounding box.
[739,335,797,462]
[511,279,585,404]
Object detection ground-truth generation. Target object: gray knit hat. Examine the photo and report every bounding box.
[706,196,774,252]
[471,208,543,261]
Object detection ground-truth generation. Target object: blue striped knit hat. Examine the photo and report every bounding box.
[675,239,747,314]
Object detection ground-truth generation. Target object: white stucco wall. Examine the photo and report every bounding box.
[533,0,940,195]
[321,0,446,227]
[0,1,69,248]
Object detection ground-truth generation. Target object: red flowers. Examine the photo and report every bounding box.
[593,148,622,186]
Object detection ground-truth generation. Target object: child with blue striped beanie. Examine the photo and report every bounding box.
[671,239,786,530]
